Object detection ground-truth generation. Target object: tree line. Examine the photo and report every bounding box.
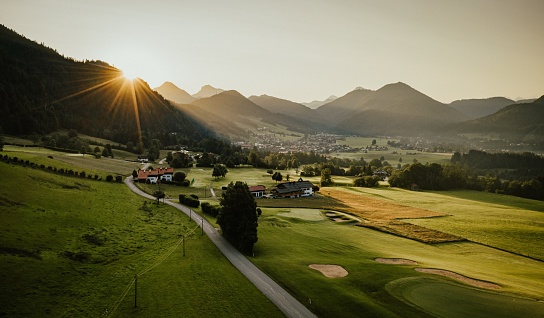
[389,161,543,201]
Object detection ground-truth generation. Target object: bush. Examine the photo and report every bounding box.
[106,175,114,182]
[190,194,199,200]
[181,180,190,187]
[184,197,200,208]
[179,194,200,208]
[201,202,221,217]
[353,176,380,187]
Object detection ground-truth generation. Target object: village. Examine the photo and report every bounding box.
[235,130,389,154]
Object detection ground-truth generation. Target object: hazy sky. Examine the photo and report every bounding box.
[2,0,543,103]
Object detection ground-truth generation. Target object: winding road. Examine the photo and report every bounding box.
[124,177,317,318]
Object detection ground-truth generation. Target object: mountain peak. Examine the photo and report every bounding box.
[154,82,195,104]
[192,85,225,99]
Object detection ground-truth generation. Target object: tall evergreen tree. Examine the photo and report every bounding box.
[217,181,258,255]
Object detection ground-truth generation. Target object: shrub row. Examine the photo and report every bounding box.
[179,194,200,208]
[201,202,221,217]
[1,154,124,183]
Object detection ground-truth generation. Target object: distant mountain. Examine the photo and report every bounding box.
[188,90,320,138]
[455,96,544,142]
[154,82,195,104]
[316,82,468,134]
[302,95,338,109]
[172,101,247,139]
[192,85,224,99]
[516,98,537,104]
[248,95,327,126]
[0,24,210,145]
[449,97,515,119]
[316,87,375,124]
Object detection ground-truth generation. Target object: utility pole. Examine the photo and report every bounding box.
[201,219,204,236]
[134,274,138,308]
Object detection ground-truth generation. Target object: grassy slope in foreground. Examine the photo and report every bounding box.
[0,163,282,318]
[346,187,544,261]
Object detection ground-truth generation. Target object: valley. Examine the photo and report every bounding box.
[1,20,543,318]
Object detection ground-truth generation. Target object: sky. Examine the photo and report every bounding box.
[1,0,543,103]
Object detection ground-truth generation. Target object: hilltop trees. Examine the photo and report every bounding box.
[217,181,258,255]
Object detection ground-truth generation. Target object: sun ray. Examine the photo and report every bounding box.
[128,79,144,155]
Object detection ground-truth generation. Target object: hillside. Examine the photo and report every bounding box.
[248,95,328,127]
[0,25,210,146]
[449,97,515,119]
[456,96,544,142]
[316,87,374,124]
[190,90,321,136]
[154,81,195,104]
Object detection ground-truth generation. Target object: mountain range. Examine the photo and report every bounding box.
[1,24,542,145]
[302,95,338,109]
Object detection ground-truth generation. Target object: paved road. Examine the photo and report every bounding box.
[124,177,317,318]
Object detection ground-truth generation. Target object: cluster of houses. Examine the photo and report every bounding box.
[136,167,314,199]
[249,178,314,199]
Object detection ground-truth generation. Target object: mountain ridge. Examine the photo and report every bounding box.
[192,85,224,99]
[154,81,195,104]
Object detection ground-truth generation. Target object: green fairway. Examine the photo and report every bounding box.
[251,207,544,317]
[387,277,544,318]
[0,163,282,317]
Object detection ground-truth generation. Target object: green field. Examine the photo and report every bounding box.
[2,145,143,176]
[0,163,282,317]
[333,136,453,165]
[2,146,544,317]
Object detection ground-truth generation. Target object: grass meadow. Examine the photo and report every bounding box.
[3,144,543,317]
[3,145,142,176]
[0,162,282,317]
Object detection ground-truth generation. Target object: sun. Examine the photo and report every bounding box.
[121,69,139,81]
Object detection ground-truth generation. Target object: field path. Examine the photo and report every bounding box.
[125,177,316,318]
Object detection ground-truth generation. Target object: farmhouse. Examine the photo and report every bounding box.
[272,178,313,198]
[137,167,174,184]
[249,185,266,198]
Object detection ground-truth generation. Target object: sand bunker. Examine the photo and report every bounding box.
[309,264,348,278]
[375,258,418,265]
[415,268,501,290]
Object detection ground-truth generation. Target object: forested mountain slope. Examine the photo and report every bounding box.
[0,24,210,146]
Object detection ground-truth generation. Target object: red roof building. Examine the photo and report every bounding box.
[248,185,266,198]
[136,167,174,184]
